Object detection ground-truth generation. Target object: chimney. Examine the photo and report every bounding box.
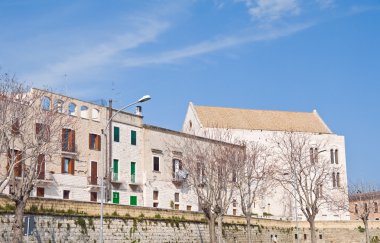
[135,106,142,116]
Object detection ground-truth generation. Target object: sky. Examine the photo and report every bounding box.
[0,0,379,184]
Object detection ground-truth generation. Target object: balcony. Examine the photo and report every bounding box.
[87,176,101,190]
[111,173,122,184]
[36,172,54,184]
[129,174,140,186]
[172,170,188,185]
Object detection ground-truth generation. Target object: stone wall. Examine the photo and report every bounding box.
[1,197,380,242]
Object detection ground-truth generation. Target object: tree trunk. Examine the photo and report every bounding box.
[308,218,317,243]
[12,200,25,243]
[217,215,224,243]
[246,216,252,243]
[364,219,370,243]
[208,214,217,243]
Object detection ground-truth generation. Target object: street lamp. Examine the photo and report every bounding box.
[99,95,151,243]
[284,149,326,243]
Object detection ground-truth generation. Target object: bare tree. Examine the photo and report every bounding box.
[0,73,74,243]
[273,132,345,243]
[182,130,243,243]
[349,182,380,243]
[235,141,275,243]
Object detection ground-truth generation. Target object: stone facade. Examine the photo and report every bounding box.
[0,197,380,243]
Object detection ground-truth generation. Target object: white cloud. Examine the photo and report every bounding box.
[316,0,334,9]
[24,18,170,85]
[122,22,313,68]
[238,0,300,23]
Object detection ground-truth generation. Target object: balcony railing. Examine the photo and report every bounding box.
[87,176,99,186]
[112,172,119,182]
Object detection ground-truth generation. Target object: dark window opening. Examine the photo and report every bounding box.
[63,190,70,199]
[153,156,160,171]
[89,133,101,150]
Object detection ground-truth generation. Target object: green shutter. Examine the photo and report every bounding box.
[130,196,137,206]
[113,160,119,173]
[114,127,120,142]
[131,130,136,145]
[131,162,135,175]
[112,192,119,204]
[131,162,136,183]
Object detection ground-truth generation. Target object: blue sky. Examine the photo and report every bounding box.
[1,0,379,184]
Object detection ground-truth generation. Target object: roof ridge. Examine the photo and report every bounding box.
[193,104,315,114]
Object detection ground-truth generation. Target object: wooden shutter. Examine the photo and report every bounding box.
[37,154,45,179]
[61,157,65,173]
[131,130,136,145]
[89,134,92,149]
[97,135,101,150]
[69,159,75,175]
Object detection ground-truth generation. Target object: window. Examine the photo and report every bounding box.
[80,106,89,119]
[153,156,160,172]
[232,199,237,207]
[41,96,51,110]
[130,196,137,206]
[233,209,237,216]
[113,126,120,142]
[310,148,314,163]
[89,134,101,151]
[92,108,100,121]
[36,123,50,142]
[68,102,77,116]
[295,234,298,240]
[61,157,75,175]
[187,205,192,211]
[113,192,120,204]
[8,150,22,177]
[153,191,159,201]
[319,234,323,240]
[36,187,44,197]
[330,149,334,164]
[335,149,339,164]
[375,202,379,213]
[174,193,179,203]
[12,119,20,135]
[54,99,64,113]
[63,190,70,199]
[113,159,119,181]
[90,192,97,202]
[336,172,340,188]
[62,128,75,152]
[355,204,358,214]
[232,170,237,182]
[304,234,307,240]
[174,204,179,210]
[131,130,136,145]
[153,202,158,208]
[365,203,368,212]
[332,172,336,188]
[172,159,182,179]
[37,154,45,180]
[131,162,136,183]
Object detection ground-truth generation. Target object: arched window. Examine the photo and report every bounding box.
[330,149,334,164]
[68,103,77,116]
[335,149,339,164]
[92,108,100,121]
[54,99,64,113]
[336,172,340,187]
[80,106,89,119]
[332,172,336,188]
[375,202,379,213]
[41,96,51,110]
[310,148,314,163]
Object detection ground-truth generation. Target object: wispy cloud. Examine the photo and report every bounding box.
[236,0,300,24]
[122,22,314,68]
[316,0,335,9]
[25,18,170,85]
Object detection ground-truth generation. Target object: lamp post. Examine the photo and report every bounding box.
[99,95,151,243]
[284,149,326,243]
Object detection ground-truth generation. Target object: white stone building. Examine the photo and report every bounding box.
[182,102,350,220]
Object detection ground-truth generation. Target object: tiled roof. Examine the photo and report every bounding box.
[193,105,332,134]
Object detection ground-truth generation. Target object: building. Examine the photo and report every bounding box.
[182,102,350,220]
[349,192,380,221]
[0,89,350,220]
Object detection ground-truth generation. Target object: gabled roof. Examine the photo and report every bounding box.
[192,104,332,134]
